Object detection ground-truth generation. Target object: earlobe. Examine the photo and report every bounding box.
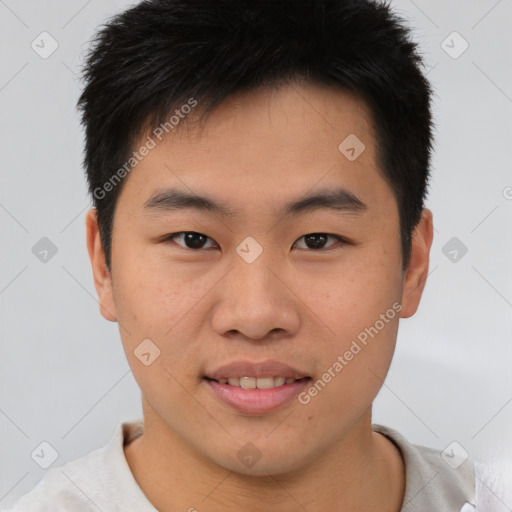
[85,209,118,322]
[400,209,434,318]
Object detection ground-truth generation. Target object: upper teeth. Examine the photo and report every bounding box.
[217,377,299,389]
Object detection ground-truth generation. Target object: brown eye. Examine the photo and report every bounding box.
[163,232,346,252]
[293,233,344,250]
[165,232,217,250]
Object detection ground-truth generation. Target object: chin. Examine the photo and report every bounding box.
[208,442,315,477]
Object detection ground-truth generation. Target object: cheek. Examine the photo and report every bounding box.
[113,248,204,333]
[301,315,399,427]
[303,249,401,397]
[307,250,402,333]
[110,262,178,365]
[112,264,208,404]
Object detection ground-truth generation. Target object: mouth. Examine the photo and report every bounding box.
[204,376,311,389]
[203,360,312,414]
[203,366,312,414]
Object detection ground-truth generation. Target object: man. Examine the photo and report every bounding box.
[11,1,477,510]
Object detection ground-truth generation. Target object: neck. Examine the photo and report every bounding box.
[124,400,405,512]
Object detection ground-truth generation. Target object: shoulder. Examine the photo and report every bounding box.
[7,442,107,512]
[373,424,476,512]
[8,420,148,512]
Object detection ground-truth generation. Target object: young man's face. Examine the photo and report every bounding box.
[87,82,432,475]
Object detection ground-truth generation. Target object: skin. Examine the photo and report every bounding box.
[86,81,433,512]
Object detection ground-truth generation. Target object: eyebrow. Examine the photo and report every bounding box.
[143,186,367,219]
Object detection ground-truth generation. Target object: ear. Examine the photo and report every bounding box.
[85,209,117,322]
[400,208,434,318]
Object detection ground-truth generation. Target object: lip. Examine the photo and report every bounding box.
[205,378,311,415]
[204,359,310,380]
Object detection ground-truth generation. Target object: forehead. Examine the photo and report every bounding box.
[116,82,392,219]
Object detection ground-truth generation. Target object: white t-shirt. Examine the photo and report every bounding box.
[8,419,479,511]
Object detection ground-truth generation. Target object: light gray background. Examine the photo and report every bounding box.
[1,0,511,508]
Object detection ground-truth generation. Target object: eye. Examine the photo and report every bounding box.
[164,231,218,250]
[293,233,345,251]
[162,231,347,251]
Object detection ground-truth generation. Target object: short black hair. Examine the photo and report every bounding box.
[77,0,434,273]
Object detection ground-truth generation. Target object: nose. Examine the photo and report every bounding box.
[210,251,301,342]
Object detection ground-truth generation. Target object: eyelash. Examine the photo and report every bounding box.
[162,231,348,251]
